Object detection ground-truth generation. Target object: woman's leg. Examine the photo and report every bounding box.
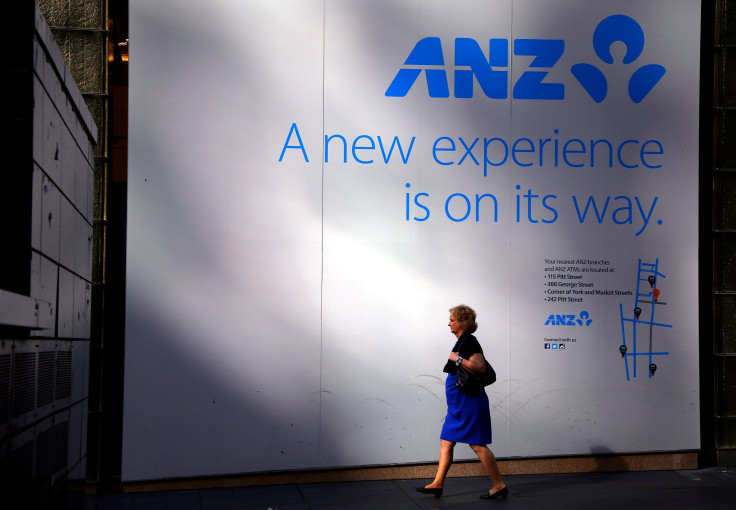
[469,444,505,492]
[425,439,455,488]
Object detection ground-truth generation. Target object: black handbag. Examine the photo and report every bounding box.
[454,337,497,395]
[456,358,496,395]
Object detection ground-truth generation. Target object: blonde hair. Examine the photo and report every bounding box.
[449,304,478,334]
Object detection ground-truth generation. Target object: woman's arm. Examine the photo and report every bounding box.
[449,352,486,374]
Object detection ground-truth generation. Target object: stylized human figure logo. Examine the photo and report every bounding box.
[571,15,666,103]
[576,310,593,326]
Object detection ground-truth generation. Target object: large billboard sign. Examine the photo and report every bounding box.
[124,0,701,481]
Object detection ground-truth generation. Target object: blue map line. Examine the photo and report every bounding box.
[619,258,672,380]
[619,303,630,380]
[621,317,672,329]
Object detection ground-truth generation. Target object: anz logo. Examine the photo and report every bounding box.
[386,15,665,103]
[544,311,593,327]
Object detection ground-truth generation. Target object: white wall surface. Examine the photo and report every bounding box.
[124,0,701,481]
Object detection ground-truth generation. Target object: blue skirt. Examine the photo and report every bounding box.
[440,373,493,445]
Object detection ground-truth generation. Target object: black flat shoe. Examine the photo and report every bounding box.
[414,486,443,498]
[480,486,508,500]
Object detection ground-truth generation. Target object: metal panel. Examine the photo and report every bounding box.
[80,220,93,281]
[85,166,93,222]
[31,162,43,252]
[11,352,36,419]
[715,233,736,292]
[715,294,736,354]
[2,1,100,494]
[59,197,75,271]
[0,291,39,329]
[30,253,58,335]
[71,341,87,402]
[714,172,736,230]
[35,423,53,480]
[40,173,61,262]
[72,277,90,339]
[75,147,91,219]
[56,269,74,338]
[67,401,85,478]
[40,81,61,184]
[9,438,34,485]
[52,417,70,476]
[56,349,72,400]
[73,214,89,278]
[0,351,10,426]
[59,124,76,200]
[32,72,44,166]
[36,351,55,408]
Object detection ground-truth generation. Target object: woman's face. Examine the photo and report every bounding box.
[448,313,463,338]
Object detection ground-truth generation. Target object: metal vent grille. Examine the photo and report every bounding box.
[35,426,53,480]
[55,351,72,400]
[0,354,10,423]
[10,440,34,483]
[52,420,69,473]
[12,353,36,417]
[37,351,55,408]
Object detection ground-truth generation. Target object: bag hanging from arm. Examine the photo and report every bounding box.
[455,337,496,395]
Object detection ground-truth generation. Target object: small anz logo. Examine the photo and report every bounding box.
[386,14,664,103]
[544,311,593,326]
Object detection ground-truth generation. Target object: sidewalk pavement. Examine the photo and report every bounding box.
[59,467,736,510]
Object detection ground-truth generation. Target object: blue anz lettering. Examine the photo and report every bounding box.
[454,38,508,99]
[386,15,666,103]
[513,39,565,100]
[385,37,448,97]
[544,311,594,326]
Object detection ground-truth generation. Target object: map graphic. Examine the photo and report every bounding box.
[618,259,672,380]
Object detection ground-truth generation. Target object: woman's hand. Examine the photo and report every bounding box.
[450,352,486,374]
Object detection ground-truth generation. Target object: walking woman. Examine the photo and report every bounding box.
[415,305,507,500]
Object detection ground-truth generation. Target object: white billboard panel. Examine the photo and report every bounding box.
[124,0,700,480]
